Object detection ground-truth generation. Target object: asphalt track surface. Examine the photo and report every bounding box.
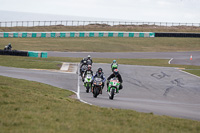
[48,51,200,66]
[1,51,200,121]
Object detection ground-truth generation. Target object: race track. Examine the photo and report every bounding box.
[1,59,200,121]
[48,51,200,66]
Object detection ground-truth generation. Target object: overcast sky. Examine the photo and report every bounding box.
[0,0,200,22]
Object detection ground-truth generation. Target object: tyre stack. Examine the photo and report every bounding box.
[0,50,28,56]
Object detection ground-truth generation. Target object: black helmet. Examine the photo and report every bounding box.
[97,68,102,75]
[113,69,118,76]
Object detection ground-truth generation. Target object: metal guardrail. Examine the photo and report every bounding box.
[0,20,200,27]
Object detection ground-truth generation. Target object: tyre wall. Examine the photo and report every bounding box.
[155,33,200,37]
[0,50,28,56]
[0,50,48,58]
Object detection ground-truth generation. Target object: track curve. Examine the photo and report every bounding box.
[1,63,200,121]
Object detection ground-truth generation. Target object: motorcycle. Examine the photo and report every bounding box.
[107,77,120,100]
[80,64,88,79]
[92,77,103,98]
[4,46,12,51]
[84,74,93,93]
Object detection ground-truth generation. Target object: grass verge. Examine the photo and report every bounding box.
[1,75,200,133]
[0,55,62,70]
[0,38,200,52]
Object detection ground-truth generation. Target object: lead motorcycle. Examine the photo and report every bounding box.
[107,77,120,100]
[92,77,103,98]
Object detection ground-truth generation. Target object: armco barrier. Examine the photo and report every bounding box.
[155,33,200,38]
[0,32,155,38]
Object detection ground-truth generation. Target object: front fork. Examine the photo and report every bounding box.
[108,86,119,93]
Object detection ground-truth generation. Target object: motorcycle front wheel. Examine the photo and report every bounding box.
[93,87,99,98]
[109,89,115,100]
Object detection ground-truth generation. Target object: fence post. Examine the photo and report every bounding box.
[11,21,12,27]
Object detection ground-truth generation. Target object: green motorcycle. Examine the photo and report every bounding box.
[107,77,120,100]
[84,74,93,93]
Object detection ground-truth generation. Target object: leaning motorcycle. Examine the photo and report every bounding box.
[107,77,120,100]
[84,74,93,93]
[92,77,103,98]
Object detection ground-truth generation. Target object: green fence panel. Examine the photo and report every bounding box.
[4,33,9,38]
[70,32,75,37]
[51,33,56,37]
[139,33,144,37]
[129,33,134,37]
[60,33,66,37]
[41,33,46,38]
[28,51,39,57]
[22,33,27,38]
[108,33,113,37]
[41,52,48,58]
[89,32,94,37]
[99,33,104,37]
[13,33,18,38]
[149,33,155,37]
[32,33,37,38]
[118,33,124,37]
[79,33,85,37]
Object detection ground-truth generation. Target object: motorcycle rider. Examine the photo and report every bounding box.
[107,69,123,93]
[111,60,118,72]
[86,55,93,65]
[83,65,93,82]
[92,68,106,93]
[80,58,88,75]
[4,43,12,51]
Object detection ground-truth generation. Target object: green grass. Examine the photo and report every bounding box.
[0,55,62,70]
[1,75,200,133]
[0,37,200,52]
